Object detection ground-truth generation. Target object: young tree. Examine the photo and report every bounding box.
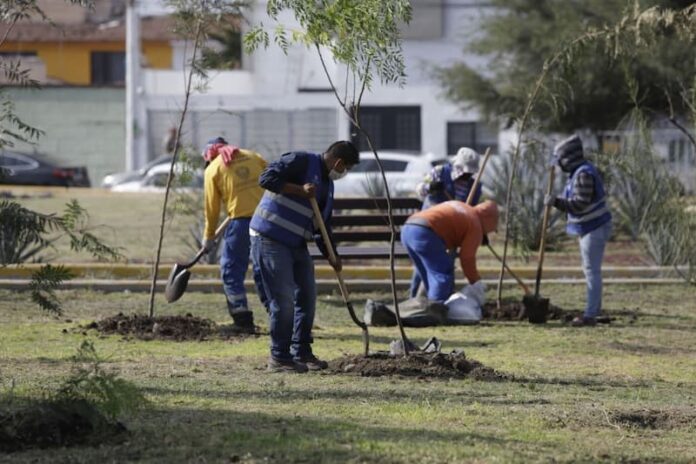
[147,0,247,317]
[245,0,413,354]
[492,2,696,304]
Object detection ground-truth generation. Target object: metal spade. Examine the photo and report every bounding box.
[164,217,231,303]
[522,165,556,323]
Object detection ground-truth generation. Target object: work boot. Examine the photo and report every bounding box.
[294,353,328,371]
[267,357,308,374]
[231,310,256,334]
[571,316,597,327]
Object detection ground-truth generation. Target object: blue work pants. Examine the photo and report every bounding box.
[401,224,454,303]
[251,234,316,361]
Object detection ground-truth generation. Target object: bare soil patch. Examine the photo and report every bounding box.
[328,351,506,380]
[83,313,258,341]
[482,301,564,321]
[611,409,696,430]
[0,399,126,453]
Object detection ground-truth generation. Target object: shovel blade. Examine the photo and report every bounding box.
[523,294,549,324]
[164,263,191,303]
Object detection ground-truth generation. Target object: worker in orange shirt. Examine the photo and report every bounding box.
[400,200,499,303]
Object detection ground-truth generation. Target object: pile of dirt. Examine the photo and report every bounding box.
[329,351,506,380]
[482,301,564,321]
[0,399,126,452]
[611,409,696,430]
[84,313,260,341]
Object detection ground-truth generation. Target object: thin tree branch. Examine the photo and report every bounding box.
[148,19,204,317]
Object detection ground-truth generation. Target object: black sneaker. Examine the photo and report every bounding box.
[294,354,328,371]
[267,357,308,373]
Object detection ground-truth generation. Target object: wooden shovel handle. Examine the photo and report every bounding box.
[487,244,531,295]
[534,166,556,298]
[185,216,232,268]
[465,147,493,205]
[309,197,367,333]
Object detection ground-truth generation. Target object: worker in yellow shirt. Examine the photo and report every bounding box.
[202,137,267,332]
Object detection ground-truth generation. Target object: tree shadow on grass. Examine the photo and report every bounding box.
[124,407,543,463]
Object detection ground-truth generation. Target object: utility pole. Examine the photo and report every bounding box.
[125,0,145,171]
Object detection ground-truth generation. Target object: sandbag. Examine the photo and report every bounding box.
[445,284,485,324]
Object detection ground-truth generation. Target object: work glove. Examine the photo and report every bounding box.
[202,238,216,253]
[429,180,445,193]
[543,194,556,207]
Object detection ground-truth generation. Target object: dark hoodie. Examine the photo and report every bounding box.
[552,135,596,214]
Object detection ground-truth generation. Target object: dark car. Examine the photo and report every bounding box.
[0,150,91,187]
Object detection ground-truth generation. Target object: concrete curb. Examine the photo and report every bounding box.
[1,277,686,294]
[0,263,685,280]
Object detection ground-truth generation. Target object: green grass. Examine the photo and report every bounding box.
[2,284,695,463]
[6,186,654,267]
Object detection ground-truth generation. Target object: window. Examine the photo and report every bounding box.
[447,121,499,155]
[400,0,443,40]
[350,106,421,152]
[351,159,409,173]
[91,51,125,86]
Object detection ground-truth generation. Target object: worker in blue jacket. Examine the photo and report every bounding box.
[545,134,612,327]
[250,141,360,373]
[410,147,483,298]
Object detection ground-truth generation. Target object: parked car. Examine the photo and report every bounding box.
[0,150,90,187]
[110,163,203,193]
[333,151,445,197]
[100,154,173,188]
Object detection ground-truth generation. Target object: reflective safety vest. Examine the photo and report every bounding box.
[423,163,482,209]
[565,161,611,236]
[250,153,333,247]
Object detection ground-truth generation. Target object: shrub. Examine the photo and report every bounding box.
[486,140,566,258]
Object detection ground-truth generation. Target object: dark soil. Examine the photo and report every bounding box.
[328,351,507,380]
[482,301,564,321]
[84,313,259,341]
[0,399,126,453]
[611,409,696,430]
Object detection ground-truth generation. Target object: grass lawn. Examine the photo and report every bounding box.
[1,284,695,463]
[6,186,654,267]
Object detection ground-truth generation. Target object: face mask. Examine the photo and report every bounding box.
[329,168,348,180]
[329,160,348,180]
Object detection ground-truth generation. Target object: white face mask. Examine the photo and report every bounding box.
[329,160,348,180]
[329,168,348,180]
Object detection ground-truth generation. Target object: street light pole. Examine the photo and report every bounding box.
[125,0,142,171]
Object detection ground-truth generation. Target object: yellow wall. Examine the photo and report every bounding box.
[0,41,172,85]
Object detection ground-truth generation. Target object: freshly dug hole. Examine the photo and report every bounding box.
[611,409,696,430]
[483,301,564,321]
[0,399,126,452]
[84,313,259,341]
[329,351,506,380]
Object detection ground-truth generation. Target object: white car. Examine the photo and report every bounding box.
[333,151,445,198]
[110,163,203,193]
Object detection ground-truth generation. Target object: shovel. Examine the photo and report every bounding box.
[309,197,370,356]
[522,165,556,323]
[164,217,231,303]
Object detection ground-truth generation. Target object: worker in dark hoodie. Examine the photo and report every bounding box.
[545,134,612,327]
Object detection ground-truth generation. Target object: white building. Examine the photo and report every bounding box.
[141,0,500,161]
